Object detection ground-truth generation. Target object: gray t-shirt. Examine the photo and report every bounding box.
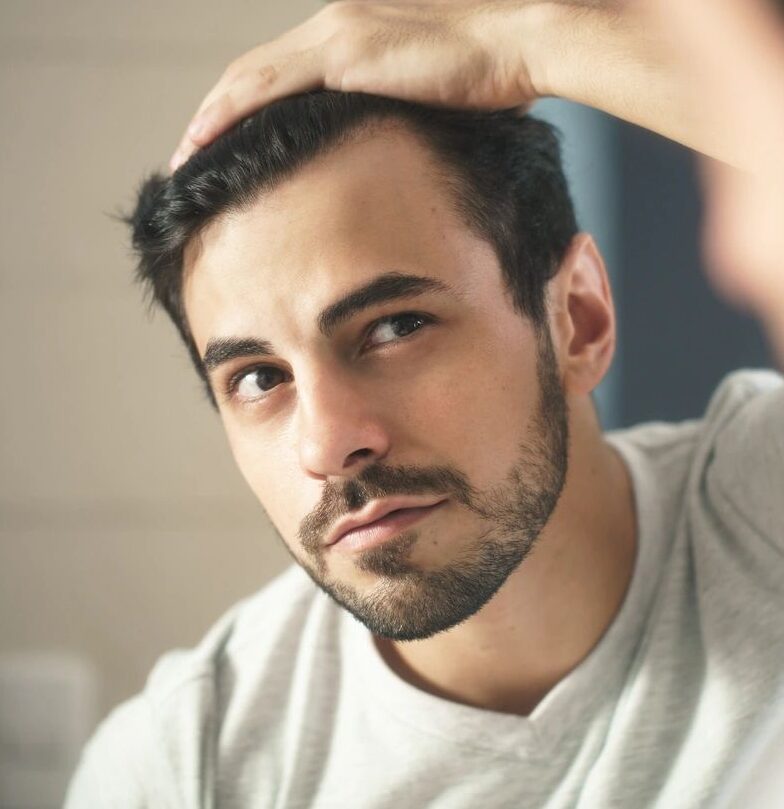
[64,370,784,809]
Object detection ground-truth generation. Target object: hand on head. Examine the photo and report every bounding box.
[169,0,545,172]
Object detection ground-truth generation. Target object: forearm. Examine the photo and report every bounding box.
[517,2,748,167]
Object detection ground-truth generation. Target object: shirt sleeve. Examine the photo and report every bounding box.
[704,370,784,549]
[63,696,179,809]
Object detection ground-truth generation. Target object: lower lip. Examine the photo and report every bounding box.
[330,501,447,554]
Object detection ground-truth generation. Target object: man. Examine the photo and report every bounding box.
[66,1,784,806]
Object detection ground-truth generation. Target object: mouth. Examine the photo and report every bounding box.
[328,500,448,554]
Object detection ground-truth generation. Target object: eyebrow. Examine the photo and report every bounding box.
[202,271,455,374]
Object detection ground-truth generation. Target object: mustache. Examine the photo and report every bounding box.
[298,463,474,554]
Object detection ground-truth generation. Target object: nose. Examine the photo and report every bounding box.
[295,367,392,480]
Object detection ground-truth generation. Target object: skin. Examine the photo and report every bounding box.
[169,0,784,362]
[182,124,636,715]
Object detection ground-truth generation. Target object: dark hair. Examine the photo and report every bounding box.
[126,91,578,407]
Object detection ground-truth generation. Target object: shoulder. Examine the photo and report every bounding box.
[609,368,782,478]
[146,563,323,698]
[63,693,165,808]
[606,369,783,550]
[65,565,327,808]
[699,368,782,444]
[699,369,783,543]
[703,368,783,451]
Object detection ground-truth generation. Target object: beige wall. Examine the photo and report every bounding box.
[0,0,320,725]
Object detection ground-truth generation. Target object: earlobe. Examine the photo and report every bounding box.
[549,233,616,397]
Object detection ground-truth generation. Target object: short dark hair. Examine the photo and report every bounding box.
[126,91,578,408]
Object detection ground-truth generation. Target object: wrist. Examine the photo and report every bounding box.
[510,2,566,100]
[493,1,606,101]
[510,2,704,159]
[467,1,565,103]
[482,1,615,102]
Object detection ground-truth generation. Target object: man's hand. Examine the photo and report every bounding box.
[169,1,545,171]
[168,0,744,173]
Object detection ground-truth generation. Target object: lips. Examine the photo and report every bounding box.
[325,496,448,548]
[328,500,448,554]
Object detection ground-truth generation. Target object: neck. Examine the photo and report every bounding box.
[374,400,637,716]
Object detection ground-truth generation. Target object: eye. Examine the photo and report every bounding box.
[364,312,433,349]
[228,365,289,403]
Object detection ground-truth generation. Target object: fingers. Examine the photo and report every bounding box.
[167,2,434,172]
[169,47,326,172]
[168,10,326,172]
[166,0,530,172]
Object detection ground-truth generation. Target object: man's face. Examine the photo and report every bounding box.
[183,125,569,641]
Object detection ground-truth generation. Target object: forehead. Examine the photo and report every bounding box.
[182,124,502,354]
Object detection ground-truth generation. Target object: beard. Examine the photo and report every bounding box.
[290,326,569,642]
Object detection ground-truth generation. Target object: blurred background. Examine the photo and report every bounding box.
[0,1,775,806]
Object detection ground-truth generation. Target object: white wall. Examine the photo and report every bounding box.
[0,3,320,803]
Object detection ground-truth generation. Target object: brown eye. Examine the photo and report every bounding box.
[365,313,432,348]
[235,366,287,401]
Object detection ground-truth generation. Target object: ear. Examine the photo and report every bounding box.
[547,233,616,397]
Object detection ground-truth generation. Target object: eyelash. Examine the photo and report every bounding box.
[223,311,435,404]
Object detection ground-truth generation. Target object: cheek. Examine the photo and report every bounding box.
[222,420,313,545]
[398,344,540,487]
[463,375,538,482]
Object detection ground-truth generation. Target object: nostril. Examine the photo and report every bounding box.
[347,448,374,462]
